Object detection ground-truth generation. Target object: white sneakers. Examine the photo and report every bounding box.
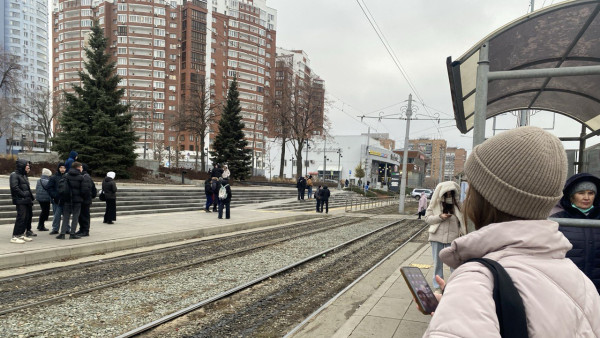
[10,235,33,244]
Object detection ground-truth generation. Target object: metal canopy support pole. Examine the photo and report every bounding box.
[578,124,587,174]
[488,65,600,80]
[399,94,413,213]
[473,43,490,148]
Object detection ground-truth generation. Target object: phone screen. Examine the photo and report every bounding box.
[400,266,439,314]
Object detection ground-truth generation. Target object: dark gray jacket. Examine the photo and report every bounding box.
[35,175,52,203]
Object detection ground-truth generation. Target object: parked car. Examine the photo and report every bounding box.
[411,188,433,200]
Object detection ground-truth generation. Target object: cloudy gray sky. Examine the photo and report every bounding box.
[267,0,586,153]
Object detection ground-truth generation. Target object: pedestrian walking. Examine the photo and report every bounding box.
[35,168,53,231]
[297,175,306,200]
[424,181,464,293]
[57,161,87,239]
[102,171,117,224]
[320,185,330,213]
[77,163,96,237]
[218,178,232,219]
[64,150,78,172]
[9,159,34,244]
[423,126,600,337]
[315,185,322,212]
[47,162,66,235]
[204,178,213,212]
[211,177,220,212]
[306,175,313,199]
[417,192,428,220]
[551,172,600,292]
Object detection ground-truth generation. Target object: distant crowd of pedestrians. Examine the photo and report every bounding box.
[9,150,118,244]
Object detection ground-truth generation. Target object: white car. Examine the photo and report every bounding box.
[411,188,432,199]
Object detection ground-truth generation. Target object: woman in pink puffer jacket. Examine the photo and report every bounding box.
[423,127,600,337]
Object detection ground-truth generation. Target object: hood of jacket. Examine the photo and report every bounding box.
[558,173,600,210]
[68,150,78,159]
[440,219,572,269]
[55,162,65,175]
[427,181,465,234]
[67,168,81,177]
[16,159,29,175]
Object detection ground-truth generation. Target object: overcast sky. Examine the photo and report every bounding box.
[267,0,588,154]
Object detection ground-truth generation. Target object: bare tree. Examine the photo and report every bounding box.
[183,78,217,172]
[9,89,57,152]
[0,50,21,141]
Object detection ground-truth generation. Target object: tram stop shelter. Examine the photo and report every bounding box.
[447,0,600,169]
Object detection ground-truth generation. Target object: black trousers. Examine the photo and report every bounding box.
[78,203,91,233]
[298,188,305,200]
[320,200,329,213]
[218,200,230,219]
[13,204,32,236]
[316,199,321,212]
[38,201,51,229]
[104,199,116,222]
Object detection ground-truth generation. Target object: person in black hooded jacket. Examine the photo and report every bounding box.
[102,171,117,224]
[57,162,87,239]
[551,172,600,292]
[46,162,66,234]
[77,163,96,237]
[9,159,34,243]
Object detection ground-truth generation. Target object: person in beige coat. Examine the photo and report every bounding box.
[424,181,465,292]
[423,126,600,337]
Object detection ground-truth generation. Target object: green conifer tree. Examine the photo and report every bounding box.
[52,21,137,177]
[211,77,252,180]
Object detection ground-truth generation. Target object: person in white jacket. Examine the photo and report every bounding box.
[423,126,600,337]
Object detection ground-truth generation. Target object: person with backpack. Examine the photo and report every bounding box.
[204,178,213,213]
[76,163,96,237]
[319,185,331,214]
[314,185,322,213]
[57,161,87,239]
[217,178,232,219]
[102,171,117,224]
[35,168,53,232]
[47,162,66,235]
[210,177,220,212]
[422,127,600,337]
[296,176,306,200]
[9,159,34,244]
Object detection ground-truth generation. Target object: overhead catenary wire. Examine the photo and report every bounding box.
[356,0,443,137]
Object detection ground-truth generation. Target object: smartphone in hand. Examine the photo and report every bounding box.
[401,266,439,314]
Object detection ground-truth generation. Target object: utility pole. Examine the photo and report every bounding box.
[305,139,309,176]
[438,145,444,184]
[364,126,370,192]
[518,0,535,128]
[337,148,342,189]
[399,94,412,213]
[323,135,327,182]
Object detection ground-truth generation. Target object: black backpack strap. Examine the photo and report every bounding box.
[466,258,528,338]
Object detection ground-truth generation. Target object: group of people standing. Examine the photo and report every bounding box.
[203,163,232,219]
[415,127,599,336]
[295,175,313,200]
[9,150,118,243]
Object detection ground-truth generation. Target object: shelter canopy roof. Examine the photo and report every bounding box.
[447,0,600,133]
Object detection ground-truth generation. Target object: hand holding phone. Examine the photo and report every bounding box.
[401,267,439,314]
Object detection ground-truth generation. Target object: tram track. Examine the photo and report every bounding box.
[0,215,364,316]
[120,219,427,337]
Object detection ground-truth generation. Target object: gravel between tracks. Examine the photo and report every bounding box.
[0,217,409,337]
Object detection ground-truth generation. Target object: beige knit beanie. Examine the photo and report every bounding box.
[464,126,567,219]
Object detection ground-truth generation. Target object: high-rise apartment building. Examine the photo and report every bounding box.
[209,0,276,173]
[444,147,467,181]
[2,0,49,153]
[408,138,447,183]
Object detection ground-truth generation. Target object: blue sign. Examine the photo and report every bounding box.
[349,170,352,175]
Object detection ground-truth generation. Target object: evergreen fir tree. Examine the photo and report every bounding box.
[52,21,137,177]
[211,77,252,180]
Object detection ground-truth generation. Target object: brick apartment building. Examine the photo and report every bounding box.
[444,147,467,181]
[52,0,277,171]
[408,138,447,184]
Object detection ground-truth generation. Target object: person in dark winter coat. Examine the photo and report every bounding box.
[315,185,322,212]
[9,159,34,243]
[551,172,600,292]
[102,171,117,224]
[319,186,331,213]
[64,150,78,172]
[218,178,232,219]
[296,176,306,200]
[58,162,87,239]
[35,168,53,231]
[210,177,221,212]
[47,162,66,234]
[204,178,213,212]
[77,163,96,237]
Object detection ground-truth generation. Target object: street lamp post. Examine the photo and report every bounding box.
[205,148,208,172]
[305,139,310,176]
[399,94,413,213]
[290,157,294,179]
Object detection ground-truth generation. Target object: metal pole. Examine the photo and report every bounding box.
[473,43,490,148]
[305,140,309,176]
[364,126,370,192]
[438,145,444,184]
[337,149,341,189]
[578,124,586,173]
[323,136,327,182]
[291,157,294,179]
[399,94,412,213]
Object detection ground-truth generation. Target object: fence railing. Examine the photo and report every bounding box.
[345,195,399,212]
[548,218,600,228]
